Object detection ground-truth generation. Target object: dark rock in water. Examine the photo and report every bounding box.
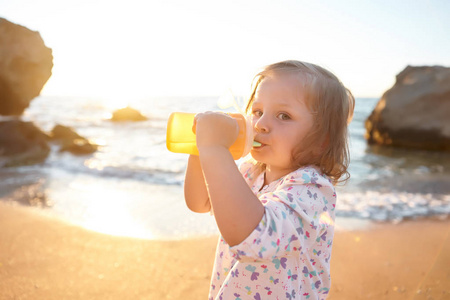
[0,120,50,167]
[50,124,84,141]
[0,18,53,116]
[50,124,98,155]
[110,106,148,122]
[59,138,98,155]
[365,65,450,151]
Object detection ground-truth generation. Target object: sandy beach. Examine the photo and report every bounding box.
[0,201,449,300]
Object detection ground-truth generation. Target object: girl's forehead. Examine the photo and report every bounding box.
[255,73,307,101]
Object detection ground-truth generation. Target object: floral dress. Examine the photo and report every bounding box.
[209,159,336,300]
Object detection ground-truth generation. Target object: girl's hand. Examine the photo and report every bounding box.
[193,112,239,151]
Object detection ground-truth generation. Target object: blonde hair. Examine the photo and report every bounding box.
[245,60,355,185]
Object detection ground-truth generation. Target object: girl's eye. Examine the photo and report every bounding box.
[277,113,291,120]
[252,110,263,117]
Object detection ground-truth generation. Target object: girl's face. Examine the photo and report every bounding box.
[250,73,314,179]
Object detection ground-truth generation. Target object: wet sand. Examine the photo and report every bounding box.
[0,201,449,299]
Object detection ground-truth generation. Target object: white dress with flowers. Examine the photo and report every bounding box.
[208,159,336,300]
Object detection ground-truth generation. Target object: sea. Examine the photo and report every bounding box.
[1,95,449,239]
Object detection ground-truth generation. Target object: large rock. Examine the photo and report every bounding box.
[110,106,148,122]
[50,124,98,155]
[0,18,53,116]
[365,66,450,151]
[0,120,50,167]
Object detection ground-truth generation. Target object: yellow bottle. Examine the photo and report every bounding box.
[166,112,254,160]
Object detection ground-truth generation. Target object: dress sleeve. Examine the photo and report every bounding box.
[229,168,336,261]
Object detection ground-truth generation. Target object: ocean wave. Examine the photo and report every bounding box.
[41,153,185,186]
[337,191,450,221]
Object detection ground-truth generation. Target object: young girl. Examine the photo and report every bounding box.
[184,60,354,299]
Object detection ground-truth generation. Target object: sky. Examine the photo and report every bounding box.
[1,0,449,100]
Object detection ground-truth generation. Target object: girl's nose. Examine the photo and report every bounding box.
[253,115,269,133]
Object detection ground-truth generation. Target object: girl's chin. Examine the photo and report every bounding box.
[250,149,266,161]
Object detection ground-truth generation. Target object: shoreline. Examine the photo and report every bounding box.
[1,201,449,299]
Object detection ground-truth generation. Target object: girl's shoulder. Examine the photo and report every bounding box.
[239,157,262,175]
[280,165,334,190]
[239,157,265,187]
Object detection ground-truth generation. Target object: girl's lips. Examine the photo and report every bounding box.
[253,135,267,148]
[252,141,262,147]
[252,139,266,148]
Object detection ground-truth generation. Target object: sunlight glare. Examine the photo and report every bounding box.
[68,181,152,239]
[84,157,106,171]
[319,212,335,227]
[102,95,130,111]
[83,201,151,239]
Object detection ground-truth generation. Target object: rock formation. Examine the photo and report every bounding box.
[110,106,148,122]
[0,18,54,167]
[0,18,53,116]
[0,120,50,167]
[50,124,98,155]
[365,66,450,151]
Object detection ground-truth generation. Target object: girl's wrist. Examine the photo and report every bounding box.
[198,145,231,158]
